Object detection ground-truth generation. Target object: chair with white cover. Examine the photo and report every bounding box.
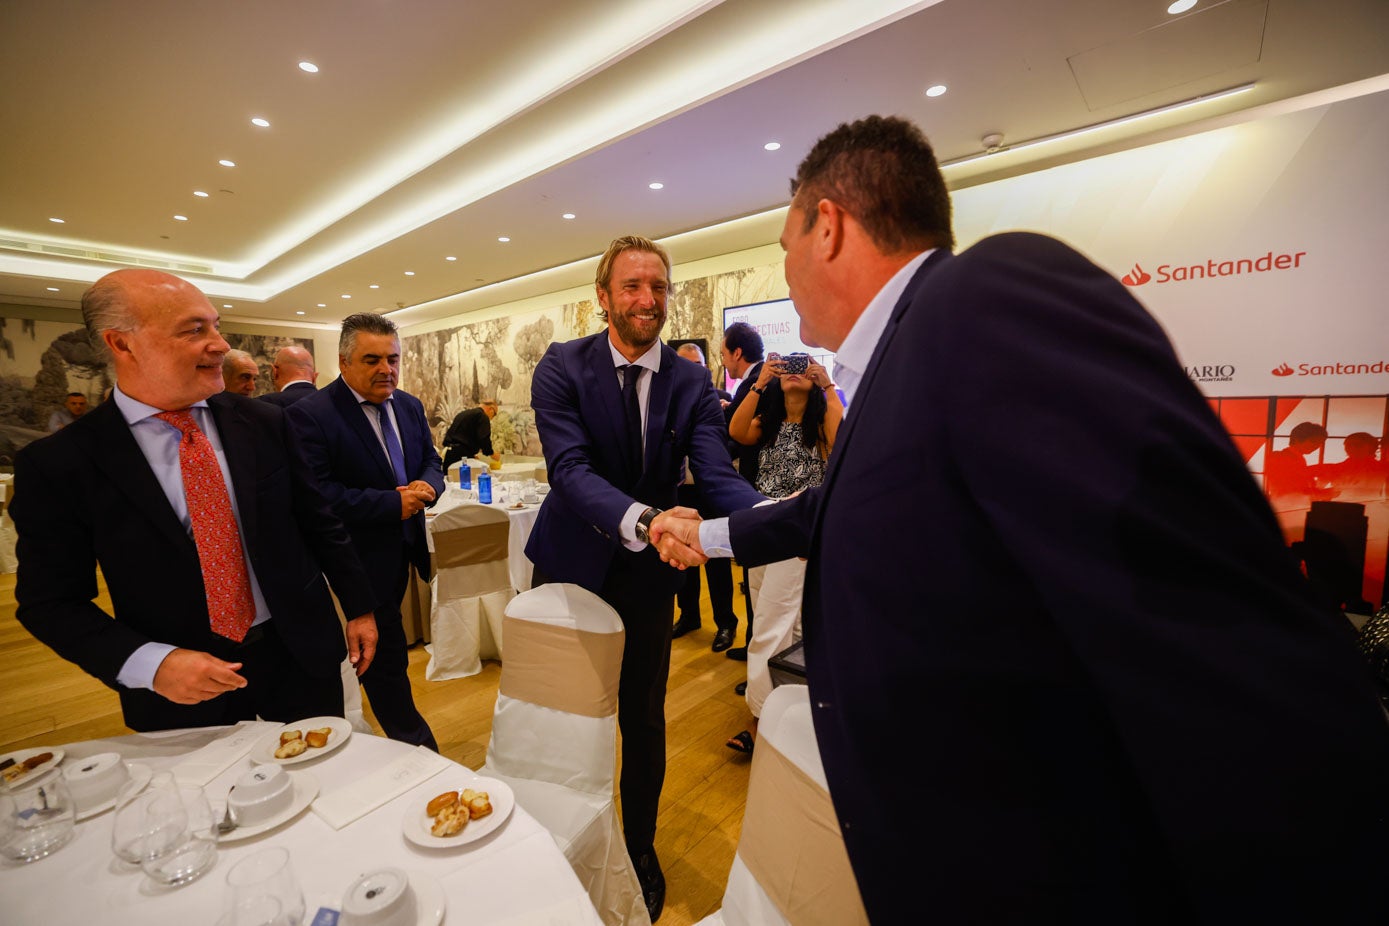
[481,583,650,926]
[424,502,513,680]
[696,683,869,926]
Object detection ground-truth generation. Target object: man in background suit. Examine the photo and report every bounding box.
[260,345,318,407]
[12,269,378,731]
[526,235,765,921]
[671,342,739,652]
[221,349,259,396]
[287,313,443,750]
[716,322,765,660]
[657,116,1389,922]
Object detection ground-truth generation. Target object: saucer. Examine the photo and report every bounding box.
[409,871,446,926]
[218,772,319,842]
[401,777,514,849]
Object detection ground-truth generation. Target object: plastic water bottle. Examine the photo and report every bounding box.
[477,470,492,504]
[458,463,471,491]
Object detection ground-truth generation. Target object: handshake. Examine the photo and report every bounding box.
[649,507,708,569]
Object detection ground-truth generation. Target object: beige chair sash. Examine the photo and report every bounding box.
[498,618,621,718]
[739,739,869,926]
[433,520,510,568]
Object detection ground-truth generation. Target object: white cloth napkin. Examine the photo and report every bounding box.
[169,720,280,786]
[312,745,450,829]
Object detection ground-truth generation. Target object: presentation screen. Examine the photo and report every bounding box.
[720,298,835,392]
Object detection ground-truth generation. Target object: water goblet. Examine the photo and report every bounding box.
[0,769,75,862]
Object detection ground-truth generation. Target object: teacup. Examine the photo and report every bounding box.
[62,752,131,814]
[341,868,417,926]
[228,764,294,826]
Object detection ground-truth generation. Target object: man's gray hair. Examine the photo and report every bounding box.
[81,276,138,361]
[222,349,254,373]
[339,312,398,357]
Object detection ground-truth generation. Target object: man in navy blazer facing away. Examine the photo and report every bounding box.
[655,116,1389,923]
[288,312,444,751]
[12,269,378,732]
[525,235,765,920]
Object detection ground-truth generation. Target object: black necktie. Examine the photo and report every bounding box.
[620,364,643,478]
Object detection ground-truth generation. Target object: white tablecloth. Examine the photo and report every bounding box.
[427,488,542,594]
[0,726,601,926]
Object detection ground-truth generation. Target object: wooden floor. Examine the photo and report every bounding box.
[0,570,755,926]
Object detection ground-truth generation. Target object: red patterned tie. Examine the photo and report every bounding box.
[155,410,257,642]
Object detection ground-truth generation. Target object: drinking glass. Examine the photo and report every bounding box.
[224,846,305,926]
[0,769,75,862]
[216,895,284,926]
[140,785,218,886]
[111,770,181,865]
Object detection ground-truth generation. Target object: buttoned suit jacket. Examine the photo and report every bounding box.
[12,393,376,731]
[259,380,317,407]
[730,233,1389,922]
[526,332,763,596]
[286,377,444,592]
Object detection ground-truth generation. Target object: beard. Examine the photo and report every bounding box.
[609,305,666,350]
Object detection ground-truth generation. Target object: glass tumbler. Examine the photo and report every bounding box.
[0,769,75,862]
[140,785,218,886]
[224,846,305,926]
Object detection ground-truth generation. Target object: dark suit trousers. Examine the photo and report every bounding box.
[360,544,439,751]
[534,557,673,855]
[674,484,735,631]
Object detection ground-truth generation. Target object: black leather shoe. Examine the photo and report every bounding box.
[633,848,665,921]
[711,628,734,652]
[671,617,700,639]
[725,645,748,661]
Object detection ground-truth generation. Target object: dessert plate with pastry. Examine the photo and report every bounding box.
[0,746,64,788]
[401,776,515,849]
[249,716,353,766]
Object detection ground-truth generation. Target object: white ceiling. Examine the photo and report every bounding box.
[2,0,1386,330]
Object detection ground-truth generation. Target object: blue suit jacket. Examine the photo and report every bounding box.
[731,234,1389,922]
[526,332,764,595]
[12,393,375,731]
[287,378,444,590]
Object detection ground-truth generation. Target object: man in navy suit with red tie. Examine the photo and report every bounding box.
[525,235,764,920]
[656,116,1389,923]
[287,313,444,751]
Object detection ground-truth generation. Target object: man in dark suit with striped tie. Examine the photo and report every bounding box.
[287,313,444,750]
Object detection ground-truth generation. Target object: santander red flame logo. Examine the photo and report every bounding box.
[1271,363,1295,377]
[1120,264,1151,287]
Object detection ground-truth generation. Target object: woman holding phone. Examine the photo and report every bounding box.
[723,352,843,753]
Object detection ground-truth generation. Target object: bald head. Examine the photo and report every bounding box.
[221,349,258,396]
[82,268,230,411]
[271,345,317,391]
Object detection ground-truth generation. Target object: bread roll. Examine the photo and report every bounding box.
[426,791,458,817]
[274,738,307,759]
[430,803,467,837]
[279,729,303,746]
[467,795,493,820]
[305,729,330,748]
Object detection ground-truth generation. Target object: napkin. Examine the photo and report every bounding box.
[312,745,450,830]
[170,720,280,786]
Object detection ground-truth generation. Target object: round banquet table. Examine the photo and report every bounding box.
[0,723,602,926]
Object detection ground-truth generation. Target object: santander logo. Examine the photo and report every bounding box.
[1120,250,1306,287]
[1273,360,1389,377]
[1271,363,1295,377]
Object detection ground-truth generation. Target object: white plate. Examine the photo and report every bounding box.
[401,776,515,849]
[249,716,352,766]
[218,772,320,842]
[0,746,64,788]
[410,871,446,926]
[75,761,153,821]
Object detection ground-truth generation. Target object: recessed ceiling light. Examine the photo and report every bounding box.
[49,217,64,223]
[1167,0,1197,12]
[46,287,59,292]
[222,304,232,309]
[764,142,781,151]
[251,117,270,128]
[497,236,510,243]
[173,215,188,221]
[317,303,326,307]
[296,310,306,315]
[648,182,664,190]
[298,61,318,73]
[562,213,576,220]
[445,256,457,261]
[925,84,947,97]
[219,159,236,168]
[404,271,415,276]
[193,190,209,198]
[369,284,380,289]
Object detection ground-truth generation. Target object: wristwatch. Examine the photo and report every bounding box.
[635,506,663,545]
[749,385,765,394]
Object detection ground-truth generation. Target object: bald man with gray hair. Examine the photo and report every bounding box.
[261,345,319,407]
